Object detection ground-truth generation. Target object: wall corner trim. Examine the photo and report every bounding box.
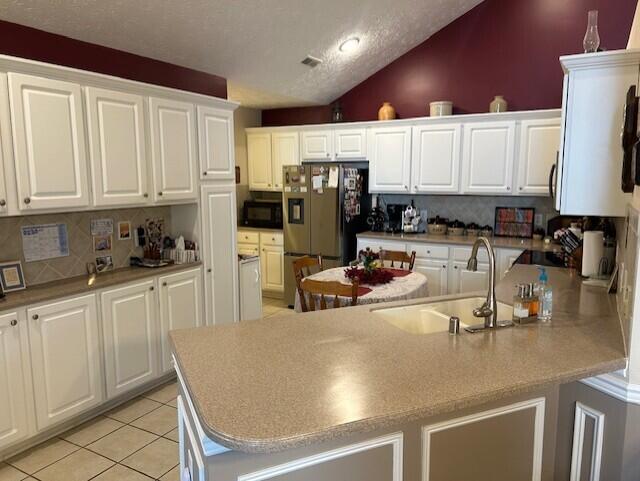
[580,372,640,405]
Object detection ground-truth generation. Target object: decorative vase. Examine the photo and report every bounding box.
[583,10,600,53]
[489,95,508,113]
[331,101,344,122]
[378,102,396,120]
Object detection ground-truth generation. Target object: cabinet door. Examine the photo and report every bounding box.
[201,184,239,325]
[237,243,260,257]
[101,281,158,399]
[0,311,31,450]
[158,269,203,373]
[450,261,490,294]
[462,121,515,194]
[301,130,333,160]
[86,87,148,206]
[516,118,561,195]
[28,295,102,430]
[198,106,234,180]
[247,133,273,190]
[412,123,461,193]
[8,73,89,210]
[368,126,412,193]
[335,128,367,159]
[149,97,198,202]
[414,259,448,297]
[261,245,284,292]
[272,132,299,189]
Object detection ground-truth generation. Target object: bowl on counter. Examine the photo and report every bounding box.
[447,220,466,236]
[480,225,494,237]
[466,223,480,236]
[427,216,449,236]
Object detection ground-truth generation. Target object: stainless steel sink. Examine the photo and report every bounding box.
[372,297,513,335]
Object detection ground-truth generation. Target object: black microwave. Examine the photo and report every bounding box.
[242,200,283,229]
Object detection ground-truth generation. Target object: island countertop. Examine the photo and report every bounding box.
[170,264,626,454]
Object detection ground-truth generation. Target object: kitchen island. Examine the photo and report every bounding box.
[170,264,625,481]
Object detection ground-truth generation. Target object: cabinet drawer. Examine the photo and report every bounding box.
[408,243,449,260]
[238,243,260,256]
[452,246,489,263]
[260,232,283,246]
[238,230,260,244]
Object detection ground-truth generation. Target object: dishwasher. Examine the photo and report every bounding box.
[238,255,263,321]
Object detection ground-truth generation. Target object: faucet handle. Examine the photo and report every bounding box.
[473,303,493,319]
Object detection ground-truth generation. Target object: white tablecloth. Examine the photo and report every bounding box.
[294,267,429,312]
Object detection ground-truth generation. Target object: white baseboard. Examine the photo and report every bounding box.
[580,372,640,405]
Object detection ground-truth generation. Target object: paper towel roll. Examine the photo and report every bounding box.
[582,231,604,277]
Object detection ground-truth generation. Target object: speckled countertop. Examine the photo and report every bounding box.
[170,264,626,454]
[357,231,558,251]
[0,262,202,311]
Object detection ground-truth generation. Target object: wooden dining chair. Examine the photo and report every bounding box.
[379,249,417,271]
[292,255,323,292]
[298,278,359,312]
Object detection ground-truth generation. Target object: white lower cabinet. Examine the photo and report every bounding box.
[449,261,490,294]
[497,248,525,280]
[414,259,448,297]
[261,245,284,292]
[28,294,103,430]
[0,310,32,450]
[158,269,203,373]
[101,280,158,399]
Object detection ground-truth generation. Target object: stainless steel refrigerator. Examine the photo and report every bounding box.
[282,163,371,306]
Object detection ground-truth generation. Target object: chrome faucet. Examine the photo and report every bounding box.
[466,236,499,330]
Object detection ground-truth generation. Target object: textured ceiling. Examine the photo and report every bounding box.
[0,0,484,108]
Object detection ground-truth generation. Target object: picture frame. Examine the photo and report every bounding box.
[118,221,132,240]
[93,234,112,252]
[494,207,535,239]
[0,261,26,292]
[95,255,114,272]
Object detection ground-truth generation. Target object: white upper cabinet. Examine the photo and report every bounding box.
[516,118,561,195]
[198,106,234,180]
[271,131,299,189]
[248,132,273,190]
[86,87,148,206]
[462,121,515,194]
[558,50,637,216]
[0,311,32,450]
[368,126,412,193]
[101,280,158,399]
[411,123,461,193]
[28,294,103,430]
[149,97,198,202]
[158,268,203,373]
[335,128,367,159]
[8,73,90,211]
[301,130,334,160]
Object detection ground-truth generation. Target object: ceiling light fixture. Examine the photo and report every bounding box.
[339,37,360,53]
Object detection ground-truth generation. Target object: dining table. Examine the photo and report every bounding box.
[294,266,429,312]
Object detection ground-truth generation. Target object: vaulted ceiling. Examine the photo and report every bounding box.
[0,0,483,108]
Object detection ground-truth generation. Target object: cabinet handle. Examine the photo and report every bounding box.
[0,199,5,207]
[506,186,511,191]
[149,286,154,291]
[549,161,557,200]
[326,153,330,157]
[158,191,163,196]
[203,171,208,176]
[454,266,458,269]
[427,250,431,254]
[24,197,31,204]
[519,186,523,191]
[32,314,39,320]
[442,265,446,269]
[162,282,167,286]
[414,186,418,190]
[207,268,212,273]
[143,193,149,198]
[10,319,17,327]
[268,184,271,187]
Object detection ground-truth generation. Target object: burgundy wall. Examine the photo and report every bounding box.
[263,0,637,126]
[0,20,227,99]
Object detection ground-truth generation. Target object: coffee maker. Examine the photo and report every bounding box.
[386,204,404,233]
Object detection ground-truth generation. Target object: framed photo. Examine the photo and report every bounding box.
[95,255,114,272]
[118,221,131,240]
[0,261,26,292]
[93,235,112,252]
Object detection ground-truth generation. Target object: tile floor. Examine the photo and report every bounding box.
[262,296,294,318]
[0,382,180,481]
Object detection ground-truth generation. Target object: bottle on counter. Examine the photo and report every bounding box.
[527,282,539,317]
[513,284,533,324]
[536,268,553,322]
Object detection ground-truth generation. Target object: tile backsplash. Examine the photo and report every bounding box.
[377,194,557,230]
[0,207,172,286]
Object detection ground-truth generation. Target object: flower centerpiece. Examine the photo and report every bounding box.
[344,248,394,285]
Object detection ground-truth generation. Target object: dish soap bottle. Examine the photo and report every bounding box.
[536,268,553,322]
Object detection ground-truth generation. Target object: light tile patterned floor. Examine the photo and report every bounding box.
[262,297,294,318]
[1,381,180,481]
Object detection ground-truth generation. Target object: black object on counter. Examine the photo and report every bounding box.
[514,250,569,268]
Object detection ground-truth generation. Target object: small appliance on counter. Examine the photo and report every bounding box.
[366,206,386,232]
[402,202,422,233]
[386,204,404,233]
[242,199,283,229]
